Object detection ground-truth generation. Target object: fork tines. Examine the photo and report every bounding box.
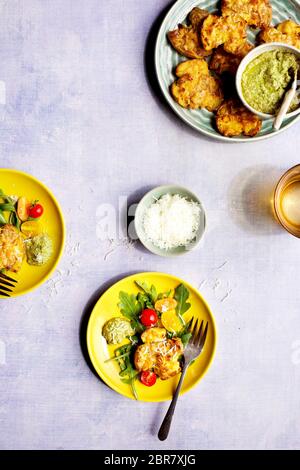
[190,317,209,350]
[0,272,17,298]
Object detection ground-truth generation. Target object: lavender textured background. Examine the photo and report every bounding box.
[1,0,300,450]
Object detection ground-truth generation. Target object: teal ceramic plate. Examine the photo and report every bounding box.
[155,0,300,142]
[135,185,206,256]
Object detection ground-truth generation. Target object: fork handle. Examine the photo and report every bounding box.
[158,363,188,441]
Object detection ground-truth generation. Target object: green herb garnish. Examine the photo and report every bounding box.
[114,343,139,400]
[118,291,144,333]
[174,284,191,320]
[135,280,158,304]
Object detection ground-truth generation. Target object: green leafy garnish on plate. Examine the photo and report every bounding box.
[118,291,144,333]
[135,280,158,303]
[114,341,139,400]
[174,283,191,319]
[178,317,193,348]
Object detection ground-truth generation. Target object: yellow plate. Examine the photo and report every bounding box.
[0,169,66,297]
[87,272,217,402]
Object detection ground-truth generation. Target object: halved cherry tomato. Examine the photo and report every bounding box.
[140,309,158,327]
[29,203,44,219]
[17,196,29,222]
[140,370,157,387]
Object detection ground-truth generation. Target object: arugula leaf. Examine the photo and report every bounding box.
[114,343,139,400]
[0,203,16,212]
[118,291,144,333]
[137,292,154,310]
[177,317,193,348]
[119,291,141,318]
[174,284,191,318]
[180,332,192,348]
[0,210,6,225]
[135,280,157,303]
[9,212,20,230]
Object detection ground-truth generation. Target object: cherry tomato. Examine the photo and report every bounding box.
[140,370,157,387]
[140,309,158,327]
[29,203,44,219]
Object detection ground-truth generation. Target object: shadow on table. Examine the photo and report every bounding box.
[227,164,285,235]
[144,1,224,144]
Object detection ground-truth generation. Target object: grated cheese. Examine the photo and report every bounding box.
[142,193,201,250]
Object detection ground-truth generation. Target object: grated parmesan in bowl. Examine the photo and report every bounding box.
[135,186,206,256]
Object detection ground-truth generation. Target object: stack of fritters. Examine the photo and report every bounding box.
[167,0,300,137]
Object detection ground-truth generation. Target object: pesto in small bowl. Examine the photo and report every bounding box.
[241,50,299,115]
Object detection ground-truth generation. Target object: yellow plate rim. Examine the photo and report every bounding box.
[86,272,217,402]
[0,168,66,298]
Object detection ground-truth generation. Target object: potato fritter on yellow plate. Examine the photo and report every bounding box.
[171,58,224,110]
[134,327,184,380]
[209,47,244,75]
[188,7,210,28]
[201,14,252,57]
[221,0,272,28]
[259,20,300,49]
[168,24,211,59]
[0,224,25,273]
[216,98,262,137]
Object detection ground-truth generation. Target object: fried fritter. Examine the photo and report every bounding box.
[201,13,251,57]
[188,7,210,28]
[134,327,183,380]
[0,224,25,273]
[168,24,210,59]
[259,20,300,49]
[171,58,224,111]
[221,0,272,28]
[216,98,262,137]
[225,39,254,57]
[210,47,243,75]
[141,327,166,343]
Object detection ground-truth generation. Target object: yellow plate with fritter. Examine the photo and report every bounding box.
[87,272,217,402]
[0,169,65,297]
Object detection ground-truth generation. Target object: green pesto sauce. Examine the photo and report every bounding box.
[102,318,134,344]
[242,50,299,114]
[25,233,53,266]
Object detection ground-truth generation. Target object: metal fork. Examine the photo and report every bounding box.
[158,317,209,441]
[0,272,17,297]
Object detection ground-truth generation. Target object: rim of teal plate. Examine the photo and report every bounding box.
[154,0,300,143]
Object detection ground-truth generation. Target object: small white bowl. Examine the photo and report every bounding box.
[134,185,206,257]
[236,42,300,119]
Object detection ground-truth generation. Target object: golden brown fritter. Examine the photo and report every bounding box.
[134,327,184,380]
[141,327,166,343]
[171,58,224,111]
[168,24,211,59]
[221,0,272,28]
[259,20,300,49]
[210,47,243,75]
[0,224,25,273]
[216,98,262,137]
[225,39,254,57]
[188,7,210,28]
[201,13,251,57]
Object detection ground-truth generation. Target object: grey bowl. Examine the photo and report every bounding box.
[134,185,206,257]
